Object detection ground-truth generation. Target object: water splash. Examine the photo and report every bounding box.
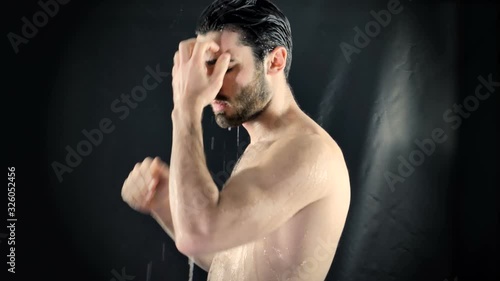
[236,126,240,158]
[162,242,165,261]
[237,126,240,146]
[146,261,152,281]
[188,257,194,281]
[223,141,226,171]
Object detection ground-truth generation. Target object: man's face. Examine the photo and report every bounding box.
[198,30,272,128]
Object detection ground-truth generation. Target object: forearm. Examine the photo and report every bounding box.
[169,106,219,242]
[151,201,214,272]
[150,204,176,242]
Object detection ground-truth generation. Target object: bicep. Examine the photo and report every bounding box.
[198,136,332,254]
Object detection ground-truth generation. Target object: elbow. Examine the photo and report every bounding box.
[175,235,194,256]
[175,215,214,256]
[176,232,209,256]
[175,198,217,256]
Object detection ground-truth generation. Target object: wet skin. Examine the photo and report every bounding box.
[121,30,351,281]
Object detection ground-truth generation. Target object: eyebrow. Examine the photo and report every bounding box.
[206,58,235,65]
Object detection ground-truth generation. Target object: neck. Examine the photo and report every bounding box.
[242,80,301,144]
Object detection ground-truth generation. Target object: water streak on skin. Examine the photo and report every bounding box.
[263,238,280,280]
[272,245,284,260]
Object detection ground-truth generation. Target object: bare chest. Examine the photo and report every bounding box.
[208,195,342,281]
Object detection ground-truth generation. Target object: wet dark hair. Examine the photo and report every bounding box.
[195,0,293,79]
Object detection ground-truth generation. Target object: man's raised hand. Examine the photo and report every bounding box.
[172,38,231,111]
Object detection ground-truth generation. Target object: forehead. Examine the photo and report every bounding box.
[197,30,249,57]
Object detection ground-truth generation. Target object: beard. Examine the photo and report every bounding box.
[213,68,272,129]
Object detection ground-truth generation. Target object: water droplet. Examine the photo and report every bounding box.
[162,242,165,261]
[146,261,152,281]
[272,246,284,259]
[228,127,232,131]
[237,126,240,147]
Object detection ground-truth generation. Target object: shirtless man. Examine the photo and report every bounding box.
[121,0,351,280]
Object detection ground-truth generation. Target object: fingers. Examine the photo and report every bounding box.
[122,157,162,211]
[173,38,228,104]
[139,157,154,188]
[191,41,220,63]
[150,156,166,177]
[122,176,145,211]
[173,51,179,65]
[176,38,221,64]
[146,157,165,199]
[178,38,196,63]
[172,51,179,78]
[127,187,144,211]
[210,53,231,86]
[128,164,148,199]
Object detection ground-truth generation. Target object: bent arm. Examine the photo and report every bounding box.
[195,135,335,255]
[168,106,335,257]
[168,107,219,253]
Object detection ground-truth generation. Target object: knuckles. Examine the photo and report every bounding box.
[179,38,196,49]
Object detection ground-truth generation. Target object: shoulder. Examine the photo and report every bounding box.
[265,133,346,198]
[267,133,344,174]
[274,132,341,156]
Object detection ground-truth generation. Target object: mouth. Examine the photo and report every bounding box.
[212,100,229,112]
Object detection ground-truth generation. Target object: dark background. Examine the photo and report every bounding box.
[3,0,498,280]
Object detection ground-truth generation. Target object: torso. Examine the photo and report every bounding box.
[207,113,351,281]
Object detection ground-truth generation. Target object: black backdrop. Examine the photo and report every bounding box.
[3,0,498,281]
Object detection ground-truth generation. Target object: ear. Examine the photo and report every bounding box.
[266,46,287,76]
